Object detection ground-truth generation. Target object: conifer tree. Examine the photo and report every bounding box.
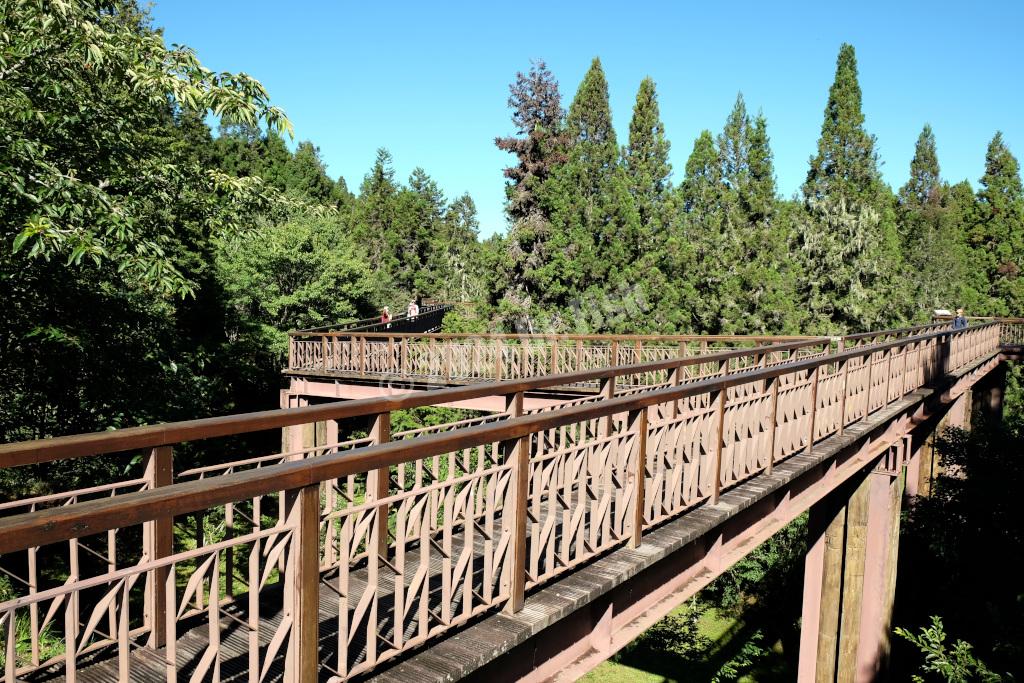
[799,43,905,332]
[566,58,618,196]
[537,57,638,331]
[897,125,971,313]
[495,60,569,222]
[804,43,884,206]
[679,130,728,332]
[746,114,777,226]
[493,60,569,331]
[623,77,672,236]
[971,132,1024,314]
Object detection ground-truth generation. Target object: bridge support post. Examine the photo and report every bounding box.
[502,392,529,614]
[971,362,1006,426]
[798,458,904,682]
[143,446,173,648]
[284,484,320,681]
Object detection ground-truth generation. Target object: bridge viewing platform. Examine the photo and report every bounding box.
[0,319,1017,682]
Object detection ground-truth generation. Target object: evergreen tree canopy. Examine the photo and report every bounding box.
[803,43,883,207]
[623,77,672,232]
[566,58,618,195]
[899,125,942,210]
[971,132,1024,314]
[494,60,568,222]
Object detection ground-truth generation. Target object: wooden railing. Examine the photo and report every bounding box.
[286,331,826,388]
[0,323,1003,681]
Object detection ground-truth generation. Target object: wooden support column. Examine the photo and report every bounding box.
[971,362,1007,427]
[503,392,529,613]
[143,446,173,648]
[798,476,852,682]
[835,472,871,681]
[799,463,902,683]
[855,469,904,682]
[947,391,970,431]
[284,484,320,681]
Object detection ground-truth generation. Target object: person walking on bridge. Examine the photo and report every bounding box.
[407,300,419,320]
[953,308,968,329]
[381,306,392,329]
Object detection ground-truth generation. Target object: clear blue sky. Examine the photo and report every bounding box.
[151,1,1024,238]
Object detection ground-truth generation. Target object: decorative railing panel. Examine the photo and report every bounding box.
[0,322,1006,681]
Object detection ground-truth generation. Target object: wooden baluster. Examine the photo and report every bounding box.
[144,446,173,648]
[502,392,529,613]
[838,358,850,434]
[28,538,38,666]
[322,335,329,371]
[387,336,395,374]
[711,390,726,505]
[668,365,681,419]
[283,484,319,681]
[766,375,780,474]
[495,338,504,381]
[367,413,392,557]
[610,340,620,370]
[359,336,366,376]
[65,537,80,682]
[551,337,559,375]
[864,349,875,417]
[288,335,295,369]
[806,366,820,453]
[600,375,616,437]
[628,407,648,548]
[883,347,893,405]
[401,336,409,377]
[576,338,583,372]
[4,611,15,682]
[444,339,453,381]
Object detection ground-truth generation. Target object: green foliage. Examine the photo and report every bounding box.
[804,43,884,207]
[970,133,1024,315]
[216,214,376,352]
[895,617,1004,683]
[0,0,292,296]
[896,419,1024,677]
[798,44,907,333]
[898,126,976,316]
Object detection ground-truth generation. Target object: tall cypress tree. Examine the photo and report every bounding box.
[539,57,638,331]
[746,114,777,226]
[623,77,671,237]
[971,132,1024,314]
[897,125,971,313]
[565,58,618,195]
[493,60,569,331]
[803,43,884,207]
[798,43,905,332]
[678,130,728,332]
[495,60,568,223]
[899,125,941,210]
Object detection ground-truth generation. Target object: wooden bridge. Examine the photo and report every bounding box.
[0,319,1016,682]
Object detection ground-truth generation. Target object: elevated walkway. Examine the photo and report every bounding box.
[0,321,1012,682]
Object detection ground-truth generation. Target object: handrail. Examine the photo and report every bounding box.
[289,330,819,342]
[843,320,950,342]
[0,322,999,555]
[0,337,830,467]
[290,303,451,336]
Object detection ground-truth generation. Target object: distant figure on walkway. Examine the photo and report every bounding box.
[953,308,968,329]
[381,306,391,328]
[407,300,419,319]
